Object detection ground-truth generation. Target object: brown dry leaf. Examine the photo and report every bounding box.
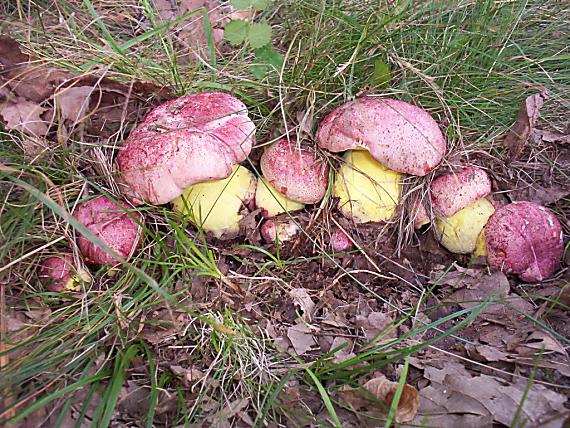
[0,36,169,146]
[0,97,49,136]
[355,311,395,341]
[287,323,316,355]
[329,336,356,363]
[531,128,570,145]
[55,85,94,123]
[504,91,549,159]
[206,397,249,427]
[508,147,570,205]
[416,361,567,427]
[289,288,315,322]
[446,270,534,323]
[147,0,245,61]
[337,375,420,423]
[430,264,483,289]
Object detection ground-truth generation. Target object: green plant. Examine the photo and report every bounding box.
[224,0,284,78]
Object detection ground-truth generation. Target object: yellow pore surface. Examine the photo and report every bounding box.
[173,165,257,238]
[334,150,401,223]
[435,198,495,254]
[255,177,305,218]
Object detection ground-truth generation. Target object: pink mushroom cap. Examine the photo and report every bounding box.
[260,137,329,204]
[38,254,74,292]
[317,97,446,176]
[330,227,353,252]
[74,196,143,266]
[430,166,492,217]
[117,92,255,205]
[485,202,563,282]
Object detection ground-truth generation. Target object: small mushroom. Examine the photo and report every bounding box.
[410,199,431,229]
[261,217,300,243]
[256,137,329,217]
[38,254,79,292]
[260,137,329,204]
[334,150,402,224]
[330,227,353,252]
[431,167,495,254]
[485,202,563,282]
[317,97,446,176]
[74,196,143,266]
[117,92,255,205]
[173,165,257,238]
[431,166,492,217]
[434,198,495,254]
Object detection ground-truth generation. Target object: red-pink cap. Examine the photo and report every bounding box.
[74,196,143,265]
[430,166,492,217]
[260,137,329,204]
[117,92,255,205]
[317,97,446,176]
[485,202,563,282]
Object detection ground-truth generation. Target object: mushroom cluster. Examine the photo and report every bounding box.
[38,91,566,292]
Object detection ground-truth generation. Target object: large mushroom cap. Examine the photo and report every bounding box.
[485,202,563,282]
[430,166,492,217]
[117,92,255,205]
[74,196,143,265]
[260,137,329,204]
[317,97,446,176]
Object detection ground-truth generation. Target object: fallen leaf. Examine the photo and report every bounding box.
[0,97,48,136]
[206,397,249,426]
[355,311,394,341]
[287,323,316,355]
[55,85,94,123]
[418,361,567,427]
[531,128,570,145]
[504,91,549,159]
[289,288,315,322]
[329,336,356,363]
[337,375,420,423]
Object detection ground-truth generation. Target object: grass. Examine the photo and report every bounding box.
[1,0,569,426]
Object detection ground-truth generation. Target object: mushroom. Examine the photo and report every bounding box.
[485,201,563,282]
[255,137,329,217]
[261,217,300,243]
[330,227,353,252]
[74,196,143,265]
[173,165,257,238]
[317,97,446,176]
[38,254,79,292]
[317,97,446,223]
[117,92,255,205]
[410,199,430,229]
[333,150,402,223]
[431,167,494,254]
[255,178,305,218]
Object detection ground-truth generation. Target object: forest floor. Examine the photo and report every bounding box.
[1,1,569,427]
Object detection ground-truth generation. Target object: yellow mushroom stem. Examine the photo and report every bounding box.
[334,150,401,223]
[473,228,488,258]
[434,198,495,254]
[173,165,257,238]
[255,177,305,218]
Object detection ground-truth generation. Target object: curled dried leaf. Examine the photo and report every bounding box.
[338,374,419,423]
